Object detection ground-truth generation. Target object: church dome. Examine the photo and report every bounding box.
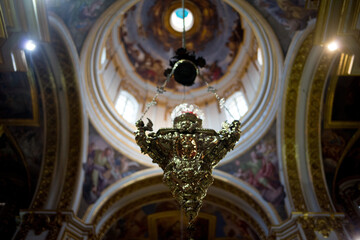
[81,0,283,165]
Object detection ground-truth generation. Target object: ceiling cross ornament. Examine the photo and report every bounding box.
[134,0,241,238]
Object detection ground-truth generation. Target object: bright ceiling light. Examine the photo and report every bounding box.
[25,40,36,51]
[170,8,194,32]
[327,41,339,51]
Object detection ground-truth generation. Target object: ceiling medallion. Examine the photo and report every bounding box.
[134,1,241,238]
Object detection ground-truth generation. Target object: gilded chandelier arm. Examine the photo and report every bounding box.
[221,120,241,148]
[134,119,153,154]
[208,120,241,166]
[135,119,169,168]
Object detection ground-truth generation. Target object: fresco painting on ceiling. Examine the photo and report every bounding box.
[0,72,36,122]
[82,123,147,204]
[103,200,260,239]
[252,0,317,31]
[120,0,243,91]
[50,0,116,50]
[217,124,287,219]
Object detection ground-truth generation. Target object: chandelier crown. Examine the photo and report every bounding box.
[171,103,205,122]
[173,113,202,133]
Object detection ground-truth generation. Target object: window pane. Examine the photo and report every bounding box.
[257,48,263,66]
[115,90,139,123]
[225,91,248,120]
[100,48,107,65]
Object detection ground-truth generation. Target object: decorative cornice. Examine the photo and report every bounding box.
[306,52,335,212]
[283,32,314,211]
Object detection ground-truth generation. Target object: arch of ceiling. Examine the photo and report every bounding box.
[81,169,281,239]
[27,14,87,212]
[279,20,340,214]
[79,0,284,168]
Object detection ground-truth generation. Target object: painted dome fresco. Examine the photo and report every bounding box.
[118,0,244,90]
[83,0,282,165]
[96,0,265,128]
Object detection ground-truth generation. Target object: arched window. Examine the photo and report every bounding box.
[225,91,248,120]
[257,47,263,66]
[100,47,107,66]
[115,90,139,123]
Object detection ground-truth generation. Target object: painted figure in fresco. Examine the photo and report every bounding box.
[83,141,144,204]
[201,60,223,83]
[254,0,316,31]
[241,151,277,191]
[233,138,284,205]
[91,147,113,194]
[80,0,106,19]
[226,19,243,58]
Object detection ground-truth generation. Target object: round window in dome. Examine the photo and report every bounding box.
[170,8,194,32]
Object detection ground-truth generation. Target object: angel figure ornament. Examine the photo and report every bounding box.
[135,104,241,225]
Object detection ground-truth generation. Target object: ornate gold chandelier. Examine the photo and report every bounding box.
[134,0,241,236]
[135,104,241,222]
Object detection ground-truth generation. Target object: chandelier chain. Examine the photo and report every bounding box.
[139,69,174,120]
[198,73,237,120]
[182,0,186,48]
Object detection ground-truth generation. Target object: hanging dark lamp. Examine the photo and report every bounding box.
[134,0,241,237]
